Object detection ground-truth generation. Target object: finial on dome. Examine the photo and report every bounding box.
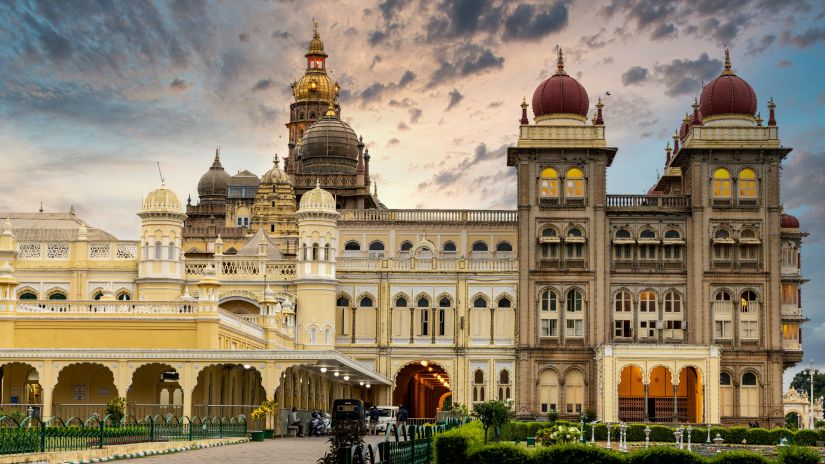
[594,97,604,125]
[755,112,763,126]
[374,180,378,196]
[325,99,335,117]
[273,154,280,167]
[211,147,223,168]
[723,48,733,75]
[312,17,319,38]
[315,178,321,189]
[691,97,702,125]
[555,47,566,75]
[767,97,777,126]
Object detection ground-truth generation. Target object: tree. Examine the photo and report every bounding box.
[105,396,126,422]
[790,369,825,401]
[472,400,513,444]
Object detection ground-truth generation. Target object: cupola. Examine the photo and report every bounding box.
[531,49,590,125]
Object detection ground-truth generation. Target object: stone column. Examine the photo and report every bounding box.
[644,383,649,422]
[673,383,679,422]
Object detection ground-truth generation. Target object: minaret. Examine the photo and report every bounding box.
[294,181,339,349]
[137,185,187,300]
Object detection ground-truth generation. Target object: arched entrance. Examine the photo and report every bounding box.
[618,365,702,423]
[218,297,260,315]
[0,362,42,416]
[678,366,702,423]
[618,365,644,422]
[191,363,266,423]
[53,363,117,418]
[127,363,183,418]
[786,411,801,429]
[392,361,450,419]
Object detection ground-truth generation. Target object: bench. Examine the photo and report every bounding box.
[287,426,300,437]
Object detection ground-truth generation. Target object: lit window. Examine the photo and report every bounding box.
[713,168,731,199]
[738,168,757,199]
[539,167,559,198]
[565,167,585,197]
[639,291,656,312]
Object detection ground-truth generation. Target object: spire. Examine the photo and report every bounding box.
[665,141,672,166]
[555,47,566,75]
[211,147,223,169]
[722,48,733,75]
[755,112,763,126]
[594,97,604,125]
[767,97,777,126]
[306,18,327,58]
[315,178,321,189]
[691,97,702,126]
[273,154,280,168]
[673,130,679,153]
[519,97,529,125]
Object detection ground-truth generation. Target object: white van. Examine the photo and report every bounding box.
[375,406,398,432]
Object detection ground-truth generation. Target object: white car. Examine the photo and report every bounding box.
[375,406,399,433]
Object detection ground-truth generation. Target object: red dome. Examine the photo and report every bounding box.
[780,213,800,229]
[699,50,757,118]
[532,50,589,118]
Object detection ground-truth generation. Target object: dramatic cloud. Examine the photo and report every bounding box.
[252,79,275,91]
[418,142,508,191]
[429,44,504,87]
[782,147,825,243]
[502,1,569,41]
[621,66,649,86]
[446,89,464,111]
[653,52,722,97]
[398,70,416,87]
[169,78,190,92]
[781,27,825,48]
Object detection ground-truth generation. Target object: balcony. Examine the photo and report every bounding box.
[606,195,690,212]
[185,257,296,281]
[15,300,197,314]
[337,257,518,273]
[339,209,517,224]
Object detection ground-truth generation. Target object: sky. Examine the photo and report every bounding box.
[0,0,824,385]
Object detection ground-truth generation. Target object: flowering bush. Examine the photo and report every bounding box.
[535,424,582,446]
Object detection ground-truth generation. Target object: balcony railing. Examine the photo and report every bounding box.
[339,209,517,224]
[606,195,691,209]
[337,257,518,272]
[185,258,296,281]
[15,300,197,314]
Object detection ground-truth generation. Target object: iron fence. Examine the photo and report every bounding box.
[339,417,468,464]
[0,413,247,456]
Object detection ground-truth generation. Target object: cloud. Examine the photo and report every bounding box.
[429,44,504,87]
[778,59,794,68]
[357,70,418,104]
[387,138,400,147]
[602,0,677,40]
[781,27,825,48]
[746,34,776,55]
[488,101,504,108]
[580,29,611,49]
[653,52,722,97]
[398,70,416,88]
[621,66,649,86]
[446,89,464,111]
[424,0,503,42]
[252,79,275,91]
[782,147,825,243]
[502,1,569,41]
[418,142,509,191]
[377,0,407,20]
[409,107,423,123]
[169,78,190,92]
[238,32,250,43]
[398,122,409,130]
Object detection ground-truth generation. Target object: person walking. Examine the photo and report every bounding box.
[290,406,304,437]
[397,405,409,430]
[368,405,380,435]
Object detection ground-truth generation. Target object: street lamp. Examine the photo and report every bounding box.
[643,426,651,448]
[810,360,815,430]
[713,433,724,453]
[619,422,628,452]
[686,425,692,452]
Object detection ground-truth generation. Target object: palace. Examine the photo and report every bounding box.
[0,24,808,430]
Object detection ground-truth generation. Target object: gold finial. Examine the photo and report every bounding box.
[315,178,321,189]
[673,130,679,140]
[683,112,690,123]
[723,48,733,75]
[665,141,672,154]
[596,96,604,108]
[556,47,566,74]
[273,154,280,167]
[312,17,319,38]
[325,99,335,117]
[755,112,763,126]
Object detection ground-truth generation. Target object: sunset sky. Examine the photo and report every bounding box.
[1,0,824,382]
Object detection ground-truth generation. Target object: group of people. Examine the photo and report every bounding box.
[288,406,328,437]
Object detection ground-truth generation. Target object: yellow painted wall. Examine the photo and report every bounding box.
[10,320,201,349]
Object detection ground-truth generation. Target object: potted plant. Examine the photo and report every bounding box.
[250,399,277,439]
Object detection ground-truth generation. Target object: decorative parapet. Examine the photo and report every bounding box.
[337,257,518,273]
[339,209,517,224]
[683,125,780,149]
[15,300,198,314]
[185,258,296,281]
[606,195,691,210]
[517,125,606,148]
[15,241,138,261]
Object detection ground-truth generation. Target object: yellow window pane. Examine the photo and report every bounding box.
[739,168,756,179]
[541,167,558,179]
[713,168,730,179]
[567,167,584,179]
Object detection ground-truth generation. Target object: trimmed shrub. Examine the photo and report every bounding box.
[722,427,749,445]
[626,446,704,464]
[648,425,677,443]
[769,428,795,445]
[533,442,624,464]
[793,429,818,446]
[745,428,772,445]
[777,445,822,464]
[434,434,469,464]
[709,450,771,464]
[466,443,530,464]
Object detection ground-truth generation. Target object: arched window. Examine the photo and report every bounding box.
[565,228,584,260]
[344,241,361,251]
[716,229,730,240]
[336,296,350,335]
[312,243,319,261]
[471,241,488,252]
[713,168,731,199]
[498,369,511,400]
[167,242,175,260]
[93,291,103,300]
[443,241,457,253]
[324,243,331,261]
[565,289,584,337]
[395,296,408,307]
[19,291,37,300]
[499,369,510,385]
[117,292,131,301]
[439,297,451,307]
[368,241,385,251]
[614,291,631,312]
[639,291,656,312]
[400,241,413,252]
[539,370,559,413]
[496,241,513,252]
[739,229,759,262]
[664,291,681,312]
[542,228,558,238]
[564,370,585,414]
[310,327,317,344]
[742,372,757,385]
[616,229,631,239]
[473,369,485,404]
[498,297,511,308]
[568,228,582,238]
[336,296,350,307]
[565,167,585,197]
[417,297,430,308]
[473,296,487,308]
[155,241,162,260]
[48,292,67,300]
[540,289,558,337]
[663,229,683,260]
[714,229,733,262]
[713,290,733,339]
[716,290,732,301]
[664,230,680,239]
[740,372,760,417]
[437,297,449,336]
[540,228,559,260]
[639,229,655,240]
[720,372,731,385]
[740,290,757,312]
[720,372,733,416]
[539,167,559,198]
[359,296,373,307]
[738,168,757,199]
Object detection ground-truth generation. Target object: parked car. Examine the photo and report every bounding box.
[332,399,365,434]
[375,406,398,433]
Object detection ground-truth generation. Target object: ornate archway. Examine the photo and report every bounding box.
[0,362,42,416]
[392,361,451,419]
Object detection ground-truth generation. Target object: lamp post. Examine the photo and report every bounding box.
[606,422,611,449]
[706,423,712,443]
[620,422,628,452]
[591,421,596,444]
[674,427,683,450]
[643,425,651,449]
[686,424,692,451]
[580,414,586,443]
[713,433,724,453]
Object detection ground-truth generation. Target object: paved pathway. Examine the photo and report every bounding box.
[124,435,386,464]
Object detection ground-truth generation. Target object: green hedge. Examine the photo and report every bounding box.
[776,446,821,464]
[466,443,530,464]
[626,447,704,464]
[708,450,770,464]
[533,442,624,464]
[435,434,470,464]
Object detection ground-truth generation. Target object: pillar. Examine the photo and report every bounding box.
[673,383,679,421]
[180,362,196,419]
[644,383,649,422]
[40,361,57,420]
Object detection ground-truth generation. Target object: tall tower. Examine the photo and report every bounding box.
[285,20,340,165]
[137,186,187,300]
[250,156,299,254]
[294,181,339,349]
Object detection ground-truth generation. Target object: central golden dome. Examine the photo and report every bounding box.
[293,72,336,103]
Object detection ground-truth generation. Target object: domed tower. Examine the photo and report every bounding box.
[699,49,758,126]
[294,181,339,350]
[531,49,591,126]
[286,20,341,165]
[197,149,232,205]
[251,156,299,254]
[137,185,187,300]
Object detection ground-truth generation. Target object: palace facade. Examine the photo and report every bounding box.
[0,24,808,429]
